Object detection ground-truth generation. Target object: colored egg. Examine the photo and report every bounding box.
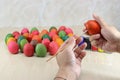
[39,29,49,38]
[31,30,39,35]
[55,38,64,47]
[30,40,38,48]
[35,44,47,57]
[23,33,29,40]
[20,39,28,52]
[17,35,25,46]
[12,31,20,37]
[58,31,66,38]
[23,43,34,57]
[84,20,101,35]
[42,34,51,40]
[58,26,66,32]
[42,38,50,50]
[68,33,73,37]
[21,28,29,35]
[5,33,13,44]
[7,37,16,45]
[62,35,69,41]
[48,31,56,38]
[52,34,60,41]
[49,26,57,32]
[32,35,41,43]
[28,33,33,42]
[30,27,38,33]
[50,29,58,34]
[48,41,59,55]
[65,28,73,34]
[8,41,19,54]
[98,48,104,53]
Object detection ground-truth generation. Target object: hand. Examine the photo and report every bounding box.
[55,36,87,80]
[90,14,120,52]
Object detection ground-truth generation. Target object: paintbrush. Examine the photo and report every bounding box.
[46,30,87,62]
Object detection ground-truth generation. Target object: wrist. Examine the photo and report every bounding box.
[55,66,79,80]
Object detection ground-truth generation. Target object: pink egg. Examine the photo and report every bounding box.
[65,28,73,34]
[12,31,20,39]
[21,28,29,35]
[23,43,34,57]
[48,41,59,55]
[8,41,19,54]
[58,26,66,32]
[42,38,50,50]
[31,30,39,35]
[49,31,56,38]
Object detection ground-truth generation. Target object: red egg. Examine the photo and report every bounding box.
[12,31,20,39]
[58,26,66,32]
[8,41,19,54]
[23,43,34,57]
[49,31,56,38]
[42,38,50,50]
[31,30,39,35]
[48,41,59,55]
[65,28,73,34]
[21,28,29,35]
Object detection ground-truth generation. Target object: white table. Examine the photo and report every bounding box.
[0,27,120,80]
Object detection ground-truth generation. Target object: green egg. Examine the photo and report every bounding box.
[49,26,57,32]
[42,34,51,40]
[20,39,28,52]
[58,31,66,38]
[17,35,25,46]
[35,44,47,57]
[5,33,14,44]
[62,35,69,41]
[30,27,38,33]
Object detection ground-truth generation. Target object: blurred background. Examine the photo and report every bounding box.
[0,0,119,30]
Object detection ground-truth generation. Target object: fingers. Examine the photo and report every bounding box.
[93,14,108,28]
[89,34,100,42]
[77,51,86,61]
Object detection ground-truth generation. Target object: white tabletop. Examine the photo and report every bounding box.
[0,27,120,80]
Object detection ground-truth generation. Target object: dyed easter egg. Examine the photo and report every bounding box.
[5,33,13,44]
[7,37,16,45]
[58,31,66,38]
[68,33,73,37]
[55,38,64,47]
[52,34,60,41]
[21,28,29,35]
[65,28,73,34]
[32,35,41,43]
[31,30,39,35]
[49,26,57,32]
[30,40,38,48]
[8,41,19,54]
[50,29,57,34]
[20,39,28,52]
[48,31,56,38]
[62,35,69,41]
[84,20,101,35]
[42,34,51,40]
[23,43,34,57]
[58,26,66,32]
[30,27,38,33]
[17,35,25,46]
[35,44,47,57]
[48,41,59,55]
[12,31,20,39]
[42,38,50,50]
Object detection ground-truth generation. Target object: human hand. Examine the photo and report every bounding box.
[55,36,87,80]
[89,14,120,52]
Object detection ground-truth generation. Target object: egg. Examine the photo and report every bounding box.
[30,40,38,48]
[50,29,57,34]
[30,27,38,33]
[23,43,34,57]
[7,37,16,45]
[31,30,39,35]
[55,38,64,47]
[20,39,28,52]
[42,38,50,50]
[65,28,73,34]
[35,44,47,57]
[62,35,69,41]
[42,34,51,40]
[21,28,29,35]
[12,31,20,39]
[5,33,13,44]
[48,31,56,38]
[58,31,66,38]
[32,35,41,43]
[58,26,66,32]
[52,34,60,41]
[8,41,19,54]
[68,33,73,37]
[49,26,57,32]
[17,35,25,46]
[48,41,59,55]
